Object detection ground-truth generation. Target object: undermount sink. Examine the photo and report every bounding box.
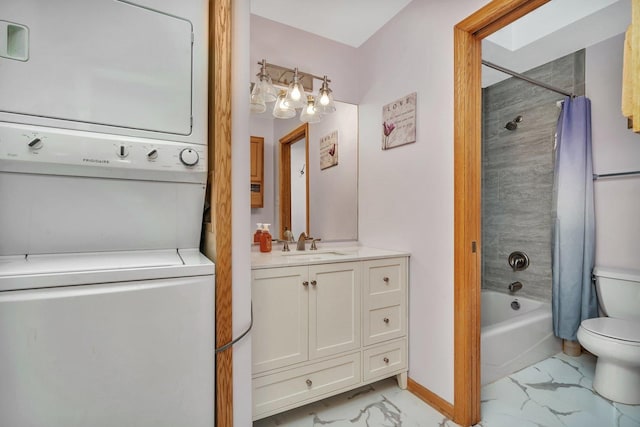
[283,250,349,259]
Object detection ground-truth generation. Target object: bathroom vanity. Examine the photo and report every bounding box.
[251,247,409,420]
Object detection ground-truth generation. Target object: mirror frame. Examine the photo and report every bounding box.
[278,123,309,240]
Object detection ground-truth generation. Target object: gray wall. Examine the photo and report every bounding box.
[481,50,585,302]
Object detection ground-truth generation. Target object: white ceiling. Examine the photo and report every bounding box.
[249,0,413,48]
[251,0,631,86]
[482,0,630,86]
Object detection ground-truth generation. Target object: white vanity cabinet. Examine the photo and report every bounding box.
[252,262,361,374]
[251,250,409,421]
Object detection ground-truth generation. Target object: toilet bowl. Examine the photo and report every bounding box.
[577,318,640,404]
[577,266,640,405]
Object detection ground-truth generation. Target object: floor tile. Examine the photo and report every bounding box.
[254,378,459,427]
[478,353,640,427]
[254,353,640,427]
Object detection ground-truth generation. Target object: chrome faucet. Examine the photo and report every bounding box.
[508,281,523,293]
[296,232,307,251]
[508,251,529,271]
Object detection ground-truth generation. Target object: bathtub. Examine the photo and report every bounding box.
[481,290,562,385]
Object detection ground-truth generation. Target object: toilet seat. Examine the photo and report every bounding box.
[580,318,640,343]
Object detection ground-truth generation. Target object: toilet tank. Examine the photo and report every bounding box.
[594,267,640,321]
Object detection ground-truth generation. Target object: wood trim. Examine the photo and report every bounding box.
[278,123,309,240]
[633,0,640,132]
[407,378,454,420]
[279,142,291,239]
[453,25,482,426]
[210,0,233,425]
[456,0,546,34]
[452,1,549,426]
[250,136,264,208]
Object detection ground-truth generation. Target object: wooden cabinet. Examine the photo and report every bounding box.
[250,136,264,208]
[251,256,408,421]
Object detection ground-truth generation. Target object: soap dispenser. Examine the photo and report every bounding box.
[260,223,272,253]
[253,223,263,243]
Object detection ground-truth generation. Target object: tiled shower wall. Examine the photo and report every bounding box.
[481,50,585,302]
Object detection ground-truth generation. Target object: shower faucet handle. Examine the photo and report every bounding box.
[508,251,529,271]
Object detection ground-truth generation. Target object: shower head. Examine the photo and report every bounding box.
[504,115,523,131]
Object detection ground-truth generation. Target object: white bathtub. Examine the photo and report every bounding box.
[481,290,562,385]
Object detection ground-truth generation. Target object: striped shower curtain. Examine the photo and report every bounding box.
[552,96,598,341]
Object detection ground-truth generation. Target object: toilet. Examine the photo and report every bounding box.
[577,267,640,405]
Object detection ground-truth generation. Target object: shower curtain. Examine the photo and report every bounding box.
[552,96,597,341]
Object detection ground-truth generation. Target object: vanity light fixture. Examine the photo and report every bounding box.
[250,59,278,113]
[314,76,336,115]
[299,95,321,123]
[249,59,336,122]
[272,90,296,119]
[284,68,307,109]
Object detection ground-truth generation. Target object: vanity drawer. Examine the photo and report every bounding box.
[253,352,361,419]
[363,339,407,382]
[364,304,404,345]
[363,258,406,310]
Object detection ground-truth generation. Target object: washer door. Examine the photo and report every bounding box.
[0,276,214,427]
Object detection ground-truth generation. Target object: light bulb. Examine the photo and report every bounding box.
[315,76,336,115]
[291,86,302,101]
[273,90,295,119]
[300,95,321,123]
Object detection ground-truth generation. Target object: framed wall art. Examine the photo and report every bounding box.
[382,92,417,150]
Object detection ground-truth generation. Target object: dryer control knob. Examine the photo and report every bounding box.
[28,138,43,150]
[117,145,129,158]
[180,148,199,166]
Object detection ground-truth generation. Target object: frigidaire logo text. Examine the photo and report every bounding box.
[82,158,110,164]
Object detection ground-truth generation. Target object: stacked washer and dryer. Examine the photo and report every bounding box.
[0,1,214,426]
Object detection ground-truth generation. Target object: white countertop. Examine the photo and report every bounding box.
[251,245,410,269]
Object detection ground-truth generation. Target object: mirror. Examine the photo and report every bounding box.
[278,123,309,239]
[250,101,358,242]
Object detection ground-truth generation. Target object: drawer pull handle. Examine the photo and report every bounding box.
[306,379,312,387]
[383,357,389,364]
[383,277,390,283]
[302,281,309,287]
[311,280,317,286]
[383,317,390,324]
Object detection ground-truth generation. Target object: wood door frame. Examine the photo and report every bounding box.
[278,123,310,240]
[453,1,549,425]
[210,0,233,425]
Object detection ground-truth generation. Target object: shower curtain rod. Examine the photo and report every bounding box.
[593,170,640,180]
[482,60,575,98]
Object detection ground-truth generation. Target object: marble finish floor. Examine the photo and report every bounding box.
[254,353,640,426]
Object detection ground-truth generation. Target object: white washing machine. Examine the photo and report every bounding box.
[1,1,213,424]
[0,124,215,427]
[0,250,214,427]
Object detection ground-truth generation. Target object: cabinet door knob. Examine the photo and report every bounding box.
[302,281,309,287]
[306,379,312,387]
[383,317,390,324]
[383,277,390,283]
[311,280,317,286]
[383,357,389,364]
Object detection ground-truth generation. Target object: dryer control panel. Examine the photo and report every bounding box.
[0,123,207,184]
